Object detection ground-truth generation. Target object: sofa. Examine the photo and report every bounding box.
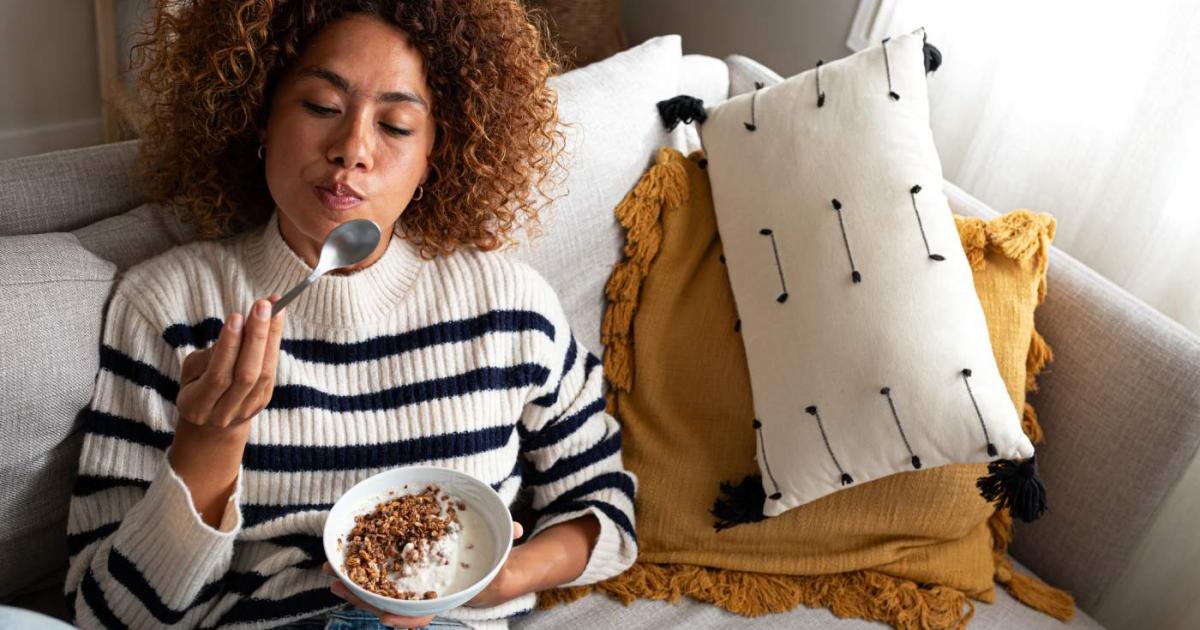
[2,51,1198,630]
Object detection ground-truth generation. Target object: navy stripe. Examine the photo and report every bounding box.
[210,587,343,627]
[99,345,179,403]
[83,409,172,450]
[83,410,519,474]
[522,397,606,452]
[108,548,221,625]
[543,471,636,511]
[585,352,601,373]
[280,310,555,364]
[268,364,549,413]
[531,335,577,408]
[80,569,128,629]
[492,459,523,490]
[526,431,622,486]
[73,474,151,497]
[68,522,120,557]
[260,533,327,564]
[540,499,638,542]
[242,503,331,528]
[162,317,223,350]
[222,570,272,597]
[244,422,516,471]
[64,591,77,624]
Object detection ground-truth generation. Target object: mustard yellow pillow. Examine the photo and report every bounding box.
[540,148,1071,627]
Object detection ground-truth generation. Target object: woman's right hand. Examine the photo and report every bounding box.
[168,296,286,527]
[176,296,287,430]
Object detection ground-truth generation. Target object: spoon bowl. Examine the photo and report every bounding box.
[271,218,382,316]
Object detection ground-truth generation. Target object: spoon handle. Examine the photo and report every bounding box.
[271,270,322,316]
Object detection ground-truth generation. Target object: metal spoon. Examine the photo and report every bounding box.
[271,219,382,316]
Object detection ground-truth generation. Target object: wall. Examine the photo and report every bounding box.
[0,0,103,159]
[622,0,859,77]
[0,1,857,160]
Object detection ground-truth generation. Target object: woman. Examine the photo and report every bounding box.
[64,1,637,629]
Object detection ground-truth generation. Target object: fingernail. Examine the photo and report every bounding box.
[228,313,243,332]
[255,301,271,320]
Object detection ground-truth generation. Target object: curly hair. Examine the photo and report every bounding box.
[132,0,565,255]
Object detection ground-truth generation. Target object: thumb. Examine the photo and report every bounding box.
[512,522,524,540]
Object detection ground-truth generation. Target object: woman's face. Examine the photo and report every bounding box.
[263,14,436,271]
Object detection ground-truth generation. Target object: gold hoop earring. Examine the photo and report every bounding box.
[412,185,424,201]
[257,144,265,160]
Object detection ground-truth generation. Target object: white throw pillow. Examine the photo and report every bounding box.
[511,35,687,355]
[694,29,1039,519]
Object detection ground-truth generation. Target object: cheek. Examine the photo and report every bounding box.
[269,110,325,156]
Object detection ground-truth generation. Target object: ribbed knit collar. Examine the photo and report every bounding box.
[242,212,426,328]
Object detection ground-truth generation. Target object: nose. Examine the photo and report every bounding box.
[325,113,373,171]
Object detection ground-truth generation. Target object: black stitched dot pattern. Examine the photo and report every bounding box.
[805,405,853,485]
[744,81,764,131]
[882,37,901,100]
[815,60,826,108]
[759,228,789,303]
[909,184,945,261]
[830,199,862,283]
[753,419,784,500]
[881,386,922,469]
[962,368,999,457]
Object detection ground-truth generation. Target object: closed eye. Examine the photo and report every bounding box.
[381,124,413,137]
[303,101,338,116]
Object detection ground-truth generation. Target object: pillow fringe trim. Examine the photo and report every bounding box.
[537,563,975,630]
[600,146,688,395]
[960,211,1076,620]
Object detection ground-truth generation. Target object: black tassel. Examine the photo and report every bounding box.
[657,95,707,131]
[711,474,768,531]
[923,42,942,74]
[977,457,1048,522]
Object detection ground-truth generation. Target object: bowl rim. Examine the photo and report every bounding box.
[321,464,515,611]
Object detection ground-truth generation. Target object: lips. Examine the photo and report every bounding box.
[314,182,364,212]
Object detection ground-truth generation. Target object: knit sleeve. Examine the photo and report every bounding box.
[517,277,638,587]
[64,287,244,629]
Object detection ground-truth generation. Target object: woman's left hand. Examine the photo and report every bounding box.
[323,521,526,623]
[463,521,525,608]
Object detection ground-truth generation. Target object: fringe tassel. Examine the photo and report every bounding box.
[1020,403,1044,445]
[600,147,688,393]
[538,564,975,630]
[711,474,769,531]
[988,511,1074,620]
[1025,328,1054,393]
[975,207,1072,618]
[953,215,989,272]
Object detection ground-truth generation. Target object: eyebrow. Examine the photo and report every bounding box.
[298,66,428,110]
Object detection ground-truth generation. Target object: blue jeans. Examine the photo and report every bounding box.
[280,606,472,629]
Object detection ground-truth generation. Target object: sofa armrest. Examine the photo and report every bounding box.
[947,182,1200,620]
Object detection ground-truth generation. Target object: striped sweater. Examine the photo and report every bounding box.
[65,212,638,629]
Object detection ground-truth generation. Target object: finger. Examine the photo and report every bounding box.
[512,522,524,540]
[210,300,272,426]
[180,349,211,385]
[238,294,286,419]
[330,582,424,624]
[178,312,244,422]
[322,562,333,575]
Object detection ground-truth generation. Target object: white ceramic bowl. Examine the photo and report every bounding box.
[322,465,513,617]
